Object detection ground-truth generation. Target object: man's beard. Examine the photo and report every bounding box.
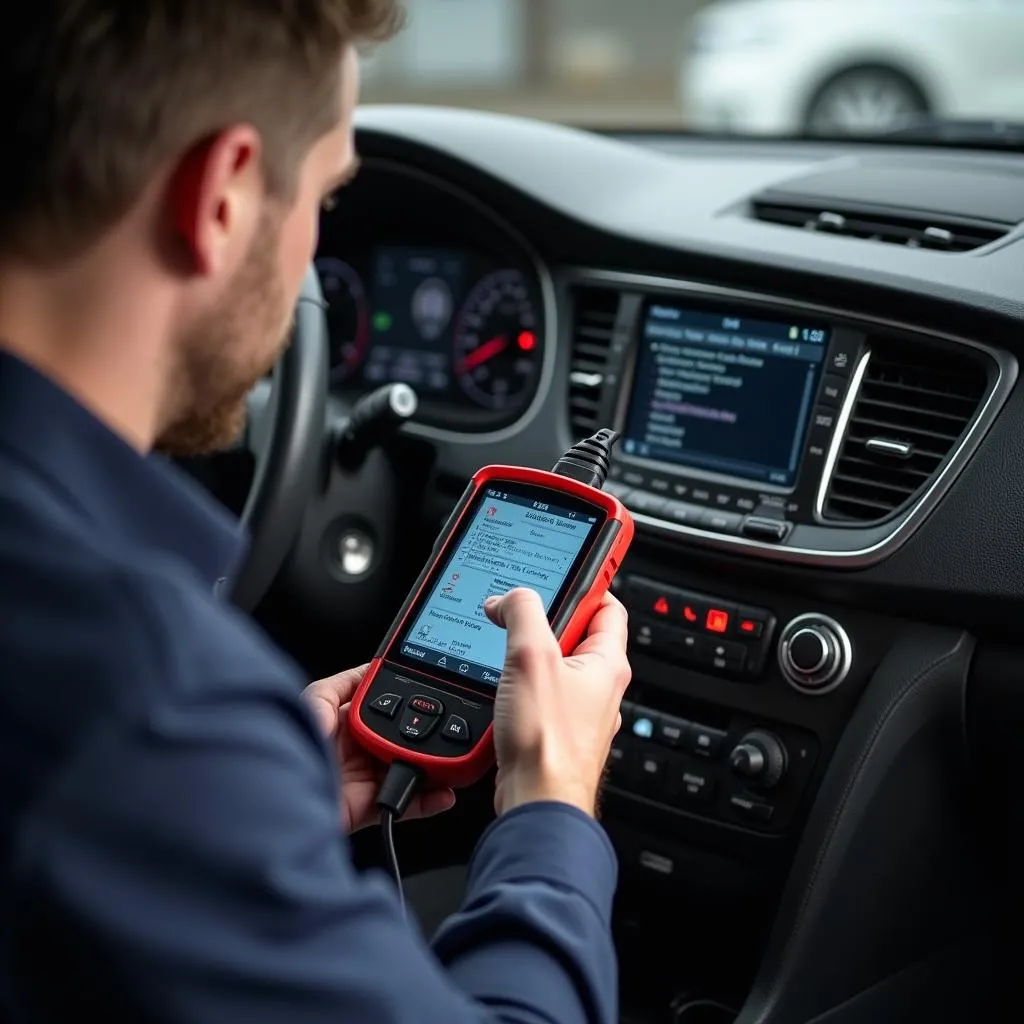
[156,213,292,456]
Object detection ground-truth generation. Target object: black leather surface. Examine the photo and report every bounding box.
[735,628,995,1023]
[230,265,329,611]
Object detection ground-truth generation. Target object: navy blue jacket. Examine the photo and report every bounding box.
[0,351,618,1023]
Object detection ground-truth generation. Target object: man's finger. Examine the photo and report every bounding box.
[484,588,547,634]
[573,592,629,655]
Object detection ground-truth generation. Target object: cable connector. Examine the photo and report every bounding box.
[376,760,424,820]
[552,428,620,489]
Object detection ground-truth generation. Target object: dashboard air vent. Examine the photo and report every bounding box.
[568,286,620,438]
[821,341,989,523]
[751,201,1007,252]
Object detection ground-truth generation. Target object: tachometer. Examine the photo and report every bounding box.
[315,256,371,386]
[452,269,541,411]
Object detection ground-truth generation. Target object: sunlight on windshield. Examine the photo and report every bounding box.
[361,0,1024,136]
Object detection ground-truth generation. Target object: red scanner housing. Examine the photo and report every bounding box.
[349,463,634,788]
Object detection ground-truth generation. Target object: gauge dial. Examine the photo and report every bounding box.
[452,269,541,411]
[316,256,371,386]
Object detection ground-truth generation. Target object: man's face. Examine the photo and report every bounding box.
[157,49,360,455]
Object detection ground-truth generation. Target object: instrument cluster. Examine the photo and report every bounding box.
[316,161,548,431]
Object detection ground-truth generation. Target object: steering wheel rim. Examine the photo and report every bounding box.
[229,264,328,612]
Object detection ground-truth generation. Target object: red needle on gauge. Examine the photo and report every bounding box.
[457,335,507,375]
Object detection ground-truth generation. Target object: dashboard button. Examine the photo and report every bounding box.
[636,750,668,794]
[630,579,677,619]
[729,794,774,822]
[741,517,791,542]
[648,476,672,494]
[654,715,688,748]
[708,638,746,673]
[688,724,727,759]
[699,509,742,534]
[622,470,646,488]
[819,373,846,407]
[690,487,712,505]
[669,630,707,664]
[630,620,673,657]
[736,608,768,639]
[825,335,862,377]
[626,491,667,514]
[810,405,838,434]
[663,501,704,526]
[672,765,715,804]
[608,736,636,783]
[630,708,660,741]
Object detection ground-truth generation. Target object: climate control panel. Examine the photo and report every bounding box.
[608,702,819,834]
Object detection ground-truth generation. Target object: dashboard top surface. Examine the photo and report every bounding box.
[355,106,1024,323]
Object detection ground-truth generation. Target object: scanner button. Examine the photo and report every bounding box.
[369,694,402,719]
[408,695,443,717]
[398,708,439,741]
[441,715,471,744]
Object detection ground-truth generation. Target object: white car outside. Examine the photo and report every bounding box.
[681,0,1024,135]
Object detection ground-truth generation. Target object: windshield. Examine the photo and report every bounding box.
[361,0,1024,138]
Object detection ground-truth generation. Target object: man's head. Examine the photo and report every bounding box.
[0,2,402,452]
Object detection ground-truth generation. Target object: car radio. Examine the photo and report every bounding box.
[601,296,866,551]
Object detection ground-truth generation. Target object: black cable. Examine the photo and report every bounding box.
[379,808,405,919]
[376,761,424,918]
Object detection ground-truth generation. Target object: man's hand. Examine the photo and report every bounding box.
[484,588,631,819]
[303,665,456,833]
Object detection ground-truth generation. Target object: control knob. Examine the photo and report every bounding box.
[728,730,787,789]
[778,613,852,695]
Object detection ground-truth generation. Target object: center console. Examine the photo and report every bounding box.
[570,274,1010,569]
[555,269,1014,944]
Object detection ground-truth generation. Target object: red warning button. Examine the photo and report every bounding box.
[653,595,670,616]
[705,608,731,634]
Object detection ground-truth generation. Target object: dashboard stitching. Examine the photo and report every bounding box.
[756,636,968,1018]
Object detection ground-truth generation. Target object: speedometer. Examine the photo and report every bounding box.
[452,269,541,411]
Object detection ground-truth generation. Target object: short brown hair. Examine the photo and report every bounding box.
[0,1,402,264]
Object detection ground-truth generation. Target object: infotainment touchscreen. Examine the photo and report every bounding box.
[622,302,830,487]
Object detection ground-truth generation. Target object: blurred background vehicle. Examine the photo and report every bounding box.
[359,0,1024,135]
[683,0,1024,135]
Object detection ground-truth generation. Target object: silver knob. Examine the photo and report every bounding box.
[778,613,852,695]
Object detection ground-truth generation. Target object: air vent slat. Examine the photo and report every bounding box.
[568,286,620,439]
[822,340,988,523]
[751,200,1009,253]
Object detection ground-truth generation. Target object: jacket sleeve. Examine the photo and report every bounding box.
[10,679,618,1024]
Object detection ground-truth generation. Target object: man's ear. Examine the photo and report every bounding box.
[169,126,263,276]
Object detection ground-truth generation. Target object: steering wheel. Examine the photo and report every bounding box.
[228,264,328,612]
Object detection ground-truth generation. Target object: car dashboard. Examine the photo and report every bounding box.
[280,106,1024,1022]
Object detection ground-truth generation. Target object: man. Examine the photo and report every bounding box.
[0,3,632,1023]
